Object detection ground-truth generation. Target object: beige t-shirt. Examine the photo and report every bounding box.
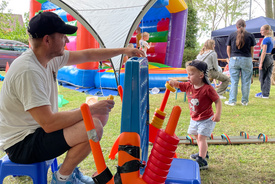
[0,49,69,151]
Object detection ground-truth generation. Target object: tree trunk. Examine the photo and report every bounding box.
[273,0,275,18]
[265,0,273,18]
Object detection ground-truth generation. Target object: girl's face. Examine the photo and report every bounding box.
[143,35,149,41]
[187,68,204,85]
[260,27,268,36]
[212,43,215,50]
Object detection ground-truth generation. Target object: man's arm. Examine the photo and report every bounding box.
[66,48,145,66]
[28,100,114,133]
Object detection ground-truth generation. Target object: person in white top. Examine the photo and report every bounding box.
[139,32,151,56]
[0,12,145,184]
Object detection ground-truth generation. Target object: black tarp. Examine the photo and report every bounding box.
[211,16,275,60]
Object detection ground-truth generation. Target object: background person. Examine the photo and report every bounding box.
[168,60,222,170]
[135,27,142,49]
[225,19,256,106]
[196,39,230,99]
[0,12,145,184]
[255,24,274,98]
[122,43,134,66]
[139,32,151,56]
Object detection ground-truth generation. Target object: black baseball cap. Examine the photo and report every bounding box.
[28,12,78,38]
[187,60,211,85]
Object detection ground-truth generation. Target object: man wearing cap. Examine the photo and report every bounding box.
[168,60,222,170]
[0,12,145,184]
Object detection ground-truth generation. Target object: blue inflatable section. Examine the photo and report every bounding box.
[94,72,125,89]
[141,7,170,33]
[41,1,59,10]
[57,66,187,90]
[95,71,188,89]
[57,66,98,88]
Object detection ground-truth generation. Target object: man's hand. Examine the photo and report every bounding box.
[89,100,115,126]
[125,48,146,58]
[89,100,115,115]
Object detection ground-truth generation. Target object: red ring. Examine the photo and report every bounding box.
[142,173,162,184]
[154,112,166,120]
[151,148,174,164]
[152,143,176,158]
[146,161,170,176]
[143,167,167,183]
[155,136,178,151]
[158,130,180,145]
[149,155,171,170]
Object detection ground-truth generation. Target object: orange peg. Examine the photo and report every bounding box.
[159,82,176,111]
[118,85,123,102]
[165,106,181,136]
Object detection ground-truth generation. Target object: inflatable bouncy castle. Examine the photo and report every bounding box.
[30,0,188,89]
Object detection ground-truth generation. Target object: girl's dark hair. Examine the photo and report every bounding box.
[236,19,246,49]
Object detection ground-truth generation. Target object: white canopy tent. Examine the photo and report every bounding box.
[48,0,157,71]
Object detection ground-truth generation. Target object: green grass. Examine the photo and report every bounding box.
[0,71,275,184]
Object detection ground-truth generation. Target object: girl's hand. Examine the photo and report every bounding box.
[259,63,263,70]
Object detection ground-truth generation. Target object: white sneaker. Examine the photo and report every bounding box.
[224,101,236,106]
[241,101,248,106]
[255,92,262,98]
[219,95,226,99]
[262,96,269,99]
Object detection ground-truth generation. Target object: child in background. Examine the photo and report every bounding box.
[136,27,142,49]
[122,43,134,67]
[139,32,151,56]
[168,60,222,170]
[212,66,223,88]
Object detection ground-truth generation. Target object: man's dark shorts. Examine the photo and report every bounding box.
[5,128,71,164]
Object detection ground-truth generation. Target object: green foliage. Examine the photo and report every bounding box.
[192,0,248,33]
[181,47,199,68]
[185,4,198,49]
[0,0,29,44]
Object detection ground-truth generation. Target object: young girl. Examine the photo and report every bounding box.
[196,39,230,99]
[139,32,151,56]
[226,19,256,106]
[169,60,222,169]
[255,24,274,98]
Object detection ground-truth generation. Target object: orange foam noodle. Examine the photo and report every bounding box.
[80,103,107,173]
